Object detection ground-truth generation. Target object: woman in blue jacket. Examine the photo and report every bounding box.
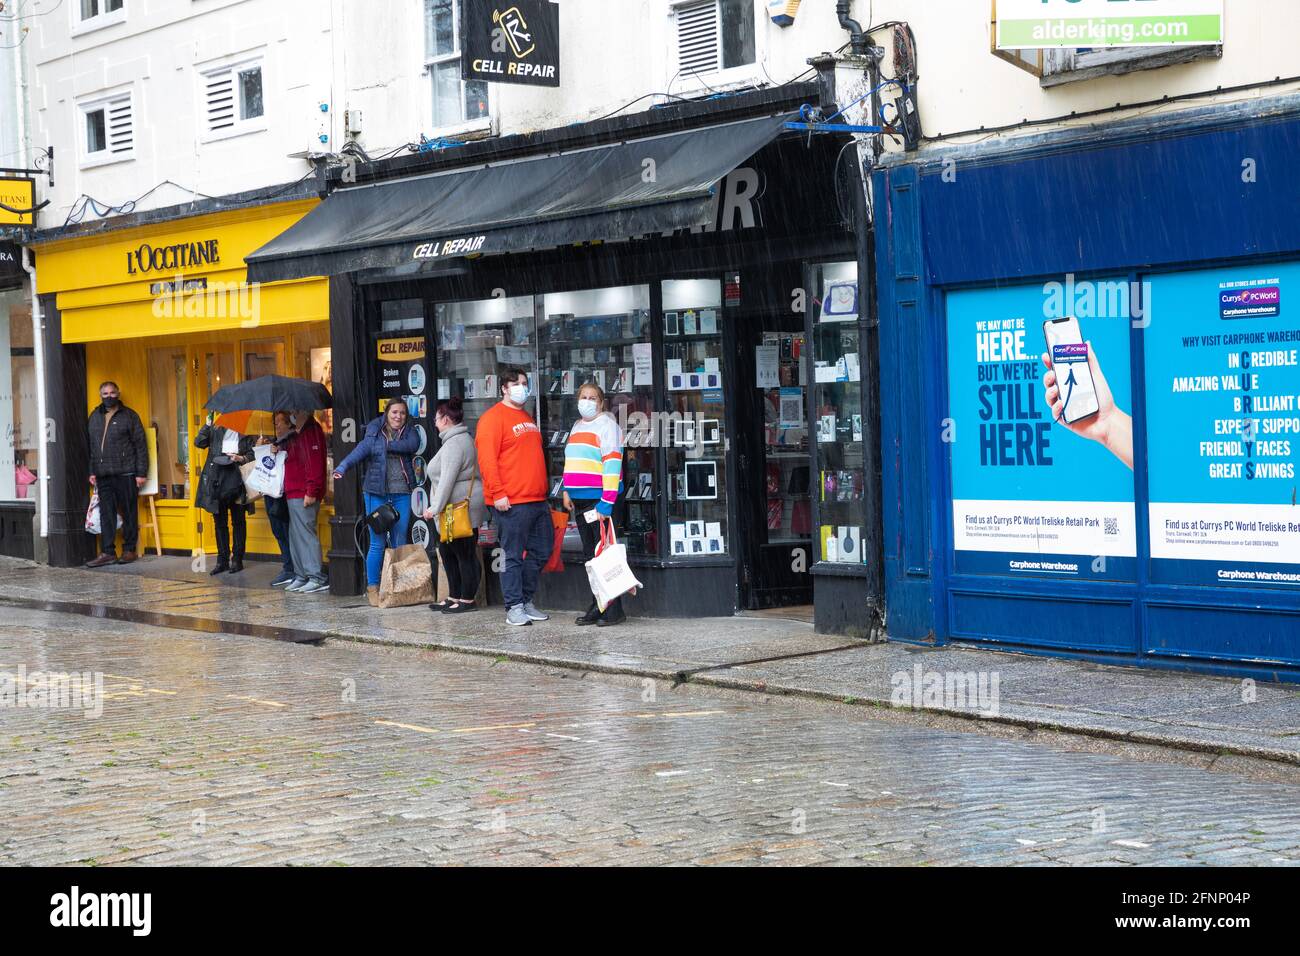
[333,400,420,604]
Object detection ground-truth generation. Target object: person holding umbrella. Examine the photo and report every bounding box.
[205,375,334,594]
[332,400,419,606]
[195,412,255,574]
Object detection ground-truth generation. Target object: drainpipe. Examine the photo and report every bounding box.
[12,30,47,546]
[836,0,868,57]
[21,247,47,544]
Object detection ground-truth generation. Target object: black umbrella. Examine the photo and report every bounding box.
[204,375,333,414]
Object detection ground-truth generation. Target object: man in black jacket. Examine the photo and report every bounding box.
[85,381,149,567]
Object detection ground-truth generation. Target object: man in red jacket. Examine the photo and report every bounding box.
[278,410,329,593]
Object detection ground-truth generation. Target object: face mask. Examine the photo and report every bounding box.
[507,383,529,405]
[577,399,599,420]
[101,396,119,409]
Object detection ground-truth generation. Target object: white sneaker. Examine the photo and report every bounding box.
[300,580,330,594]
[521,601,549,621]
[506,605,533,626]
[283,578,309,592]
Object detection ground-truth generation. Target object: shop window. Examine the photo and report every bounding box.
[538,286,655,558]
[435,295,536,435]
[79,91,134,166]
[147,347,189,501]
[381,298,425,333]
[662,278,727,559]
[810,262,867,566]
[241,337,285,381]
[0,290,36,502]
[294,326,332,438]
[424,0,490,133]
[672,0,755,77]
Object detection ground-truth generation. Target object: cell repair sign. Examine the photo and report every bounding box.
[462,0,560,88]
[996,0,1224,49]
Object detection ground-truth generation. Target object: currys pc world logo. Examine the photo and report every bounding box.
[1220,285,1281,319]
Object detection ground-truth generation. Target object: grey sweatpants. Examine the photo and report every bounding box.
[287,498,325,585]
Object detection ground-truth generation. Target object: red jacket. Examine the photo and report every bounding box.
[283,417,327,500]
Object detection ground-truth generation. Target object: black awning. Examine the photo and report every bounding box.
[245,113,793,283]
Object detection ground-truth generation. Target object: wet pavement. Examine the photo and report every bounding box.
[1,557,1298,765]
[2,606,1300,865]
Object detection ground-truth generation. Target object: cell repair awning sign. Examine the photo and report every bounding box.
[462,0,560,88]
[995,0,1224,49]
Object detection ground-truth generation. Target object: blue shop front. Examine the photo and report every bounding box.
[874,94,1300,681]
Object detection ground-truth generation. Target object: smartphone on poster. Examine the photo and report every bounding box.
[1042,316,1100,425]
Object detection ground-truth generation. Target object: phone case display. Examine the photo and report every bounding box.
[812,262,868,564]
[434,297,536,435]
[664,291,728,555]
[538,287,655,557]
[760,331,810,546]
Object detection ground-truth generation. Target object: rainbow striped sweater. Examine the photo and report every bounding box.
[562,413,624,516]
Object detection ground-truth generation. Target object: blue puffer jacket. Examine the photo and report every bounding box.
[335,416,420,495]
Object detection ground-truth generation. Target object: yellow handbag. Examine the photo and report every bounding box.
[439,473,476,543]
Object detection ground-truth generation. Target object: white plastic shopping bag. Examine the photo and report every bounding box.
[244,444,286,498]
[584,519,643,612]
[85,492,101,535]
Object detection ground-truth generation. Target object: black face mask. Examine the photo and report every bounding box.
[101,397,120,410]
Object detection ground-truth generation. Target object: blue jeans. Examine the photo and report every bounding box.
[495,500,553,609]
[363,492,413,587]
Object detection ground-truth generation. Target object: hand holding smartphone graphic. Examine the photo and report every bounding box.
[1040,338,1134,471]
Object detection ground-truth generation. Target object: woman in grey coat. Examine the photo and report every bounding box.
[422,397,486,612]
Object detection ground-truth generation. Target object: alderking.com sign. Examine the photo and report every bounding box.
[462,0,560,88]
[996,0,1224,49]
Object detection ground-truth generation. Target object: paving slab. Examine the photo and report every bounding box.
[2,555,1298,766]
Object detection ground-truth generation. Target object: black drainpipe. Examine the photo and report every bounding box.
[836,0,868,56]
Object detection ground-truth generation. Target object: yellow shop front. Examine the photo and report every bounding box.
[35,200,334,559]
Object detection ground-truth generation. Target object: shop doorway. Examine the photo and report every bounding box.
[731,267,813,610]
[189,343,237,555]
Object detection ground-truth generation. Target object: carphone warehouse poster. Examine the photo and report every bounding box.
[1144,263,1300,588]
[946,282,1137,579]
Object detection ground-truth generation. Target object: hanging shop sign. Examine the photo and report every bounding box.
[945,281,1138,580]
[995,0,1224,49]
[1144,263,1300,588]
[462,0,561,88]
[0,177,36,227]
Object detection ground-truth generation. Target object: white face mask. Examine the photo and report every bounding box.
[577,398,599,420]
[507,383,529,405]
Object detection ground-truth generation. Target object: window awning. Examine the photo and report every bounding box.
[245,113,794,284]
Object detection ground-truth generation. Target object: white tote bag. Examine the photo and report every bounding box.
[584,520,643,612]
[85,491,101,535]
[244,444,286,499]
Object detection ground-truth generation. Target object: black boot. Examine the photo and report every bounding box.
[596,598,626,627]
[228,558,244,574]
[575,601,601,626]
[210,560,229,575]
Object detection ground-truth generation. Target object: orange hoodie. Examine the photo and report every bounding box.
[474,402,549,505]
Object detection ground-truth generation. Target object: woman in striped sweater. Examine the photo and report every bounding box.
[562,381,626,626]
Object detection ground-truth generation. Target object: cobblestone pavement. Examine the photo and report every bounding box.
[3,608,1299,866]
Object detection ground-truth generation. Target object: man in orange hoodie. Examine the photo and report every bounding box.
[475,368,552,626]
